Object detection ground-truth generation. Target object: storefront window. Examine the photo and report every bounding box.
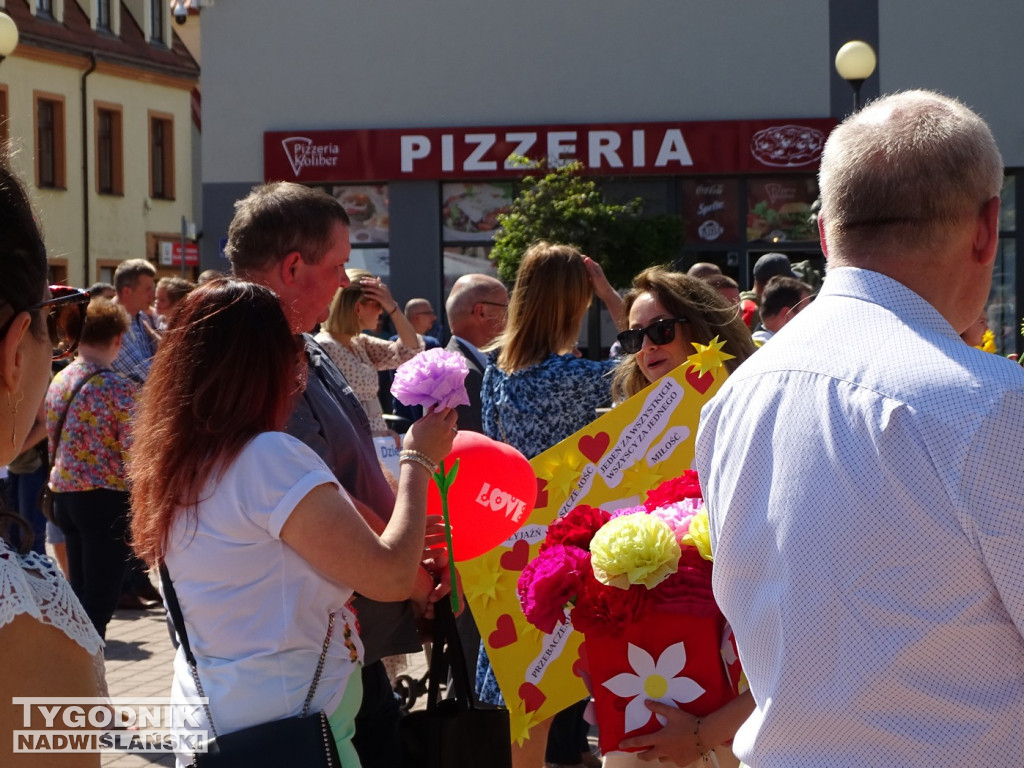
[329,184,390,280]
[681,178,740,245]
[441,182,514,242]
[988,174,1017,356]
[746,176,819,244]
[440,182,510,300]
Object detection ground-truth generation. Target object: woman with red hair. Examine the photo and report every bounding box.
[129,279,455,766]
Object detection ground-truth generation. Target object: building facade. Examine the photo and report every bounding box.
[1,0,199,287]
[198,0,1023,355]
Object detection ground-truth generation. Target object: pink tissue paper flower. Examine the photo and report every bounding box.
[391,348,471,410]
[517,544,591,634]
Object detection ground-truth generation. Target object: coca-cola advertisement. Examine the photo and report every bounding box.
[681,179,739,243]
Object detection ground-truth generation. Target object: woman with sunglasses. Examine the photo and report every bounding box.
[45,298,135,640]
[0,154,100,765]
[612,267,755,402]
[479,241,623,768]
[610,266,754,768]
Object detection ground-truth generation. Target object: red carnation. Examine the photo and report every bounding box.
[541,504,611,553]
[644,470,703,511]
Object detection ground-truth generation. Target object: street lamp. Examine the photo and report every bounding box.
[835,40,877,112]
[0,11,18,66]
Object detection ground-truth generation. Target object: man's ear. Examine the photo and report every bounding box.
[818,214,831,260]
[973,196,1000,266]
[0,312,31,394]
[279,251,304,286]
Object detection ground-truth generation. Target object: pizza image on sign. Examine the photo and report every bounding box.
[750,125,825,168]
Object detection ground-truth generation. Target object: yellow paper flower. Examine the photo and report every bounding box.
[590,512,680,590]
[975,329,997,354]
[681,508,713,561]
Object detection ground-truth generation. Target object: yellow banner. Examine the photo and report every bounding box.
[459,349,729,743]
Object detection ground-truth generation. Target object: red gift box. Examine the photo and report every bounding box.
[586,611,736,754]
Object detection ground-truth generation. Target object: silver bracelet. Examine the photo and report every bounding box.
[399,449,438,475]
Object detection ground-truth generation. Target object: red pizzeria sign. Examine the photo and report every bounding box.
[264,118,837,183]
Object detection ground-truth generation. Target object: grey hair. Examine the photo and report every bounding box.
[819,89,1003,256]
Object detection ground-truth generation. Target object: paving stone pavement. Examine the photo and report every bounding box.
[99,604,432,767]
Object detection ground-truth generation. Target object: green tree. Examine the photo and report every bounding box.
[491,161,683,289]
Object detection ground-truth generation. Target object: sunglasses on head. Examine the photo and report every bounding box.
[616,317,688,354]
[0,286,91,360]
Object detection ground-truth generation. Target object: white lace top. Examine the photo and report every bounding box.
[0,538,106,689]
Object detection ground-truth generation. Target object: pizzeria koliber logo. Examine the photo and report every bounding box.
[281,137,340,177]
[750,125,825,168]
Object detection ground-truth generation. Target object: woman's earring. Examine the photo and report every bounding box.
[8,389,24,447]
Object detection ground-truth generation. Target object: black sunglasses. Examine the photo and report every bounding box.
[0,286,91,360]
[617,317,689,354]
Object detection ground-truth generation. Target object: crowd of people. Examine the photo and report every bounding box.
[2,87,1024,768]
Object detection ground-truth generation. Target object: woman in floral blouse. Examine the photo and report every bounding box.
[315,269,424,440]
[479,241,624,768]
[46,298,135,639]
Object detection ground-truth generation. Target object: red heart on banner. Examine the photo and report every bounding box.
[685,366,714,395]
[535,478,549,510]
[500,539,530,572]
[488,614,518,649]
[578,432,610,464]
[572,642,588,679]
[518,682,547,712]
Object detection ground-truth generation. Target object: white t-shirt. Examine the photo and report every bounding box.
[165,431,363,755]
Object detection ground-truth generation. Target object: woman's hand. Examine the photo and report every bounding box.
[358,276,398,314]
[583,256,625,329]
[618,701,705,764]
[403,406,457,467]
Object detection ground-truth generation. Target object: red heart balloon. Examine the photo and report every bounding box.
[428,431,537,561]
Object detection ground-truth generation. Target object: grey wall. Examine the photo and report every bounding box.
[880,1,1024,166]
[201,0,831,184]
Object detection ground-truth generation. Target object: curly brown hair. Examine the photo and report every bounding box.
[612,267,755,401]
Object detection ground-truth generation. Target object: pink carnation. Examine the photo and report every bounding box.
[517,545,590,634]
[649,499,702,541]
[391,348,471,410]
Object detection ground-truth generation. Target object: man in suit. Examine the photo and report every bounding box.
[443,273,508,695]
[444,274,508,433]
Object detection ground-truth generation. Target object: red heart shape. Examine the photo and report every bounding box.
[572,641,588,679]
[535,478,549,510]
[500,539,530,572]
[488,614,518,649]
[685,366,714,395]
[518,682,547,713]
[578,432,610,464]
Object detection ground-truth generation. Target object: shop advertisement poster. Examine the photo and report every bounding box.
[457,346,731,743]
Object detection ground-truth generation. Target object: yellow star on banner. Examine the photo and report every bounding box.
[463,568,503,606]
[538,450,585,499]
[458,558,506,606]
[509,704,546,747]
[622,461,665,497]
[686,335,734,376]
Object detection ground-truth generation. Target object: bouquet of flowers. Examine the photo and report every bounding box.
[517,471,742,753]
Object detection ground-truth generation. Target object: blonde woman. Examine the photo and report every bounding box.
[479,240,623,768]
[314,270,423,440]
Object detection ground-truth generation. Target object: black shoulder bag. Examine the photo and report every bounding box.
[400,598,512,768]
[40,368,110,523]
[159,564,343,768]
